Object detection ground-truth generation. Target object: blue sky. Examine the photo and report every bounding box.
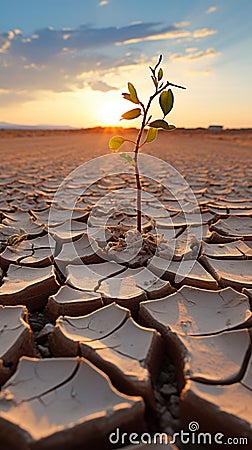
[0,0,251,128]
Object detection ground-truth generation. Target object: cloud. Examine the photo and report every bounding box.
[206,6,217,14]
[0,50,128,94]
[0,20,219,105]
[0,21,195,63]
[0,40,11,53]
[0,89,35,106]
[0,23,161,97]
[170,47,220,62]
[0,22,191,91]
[87,80,117,92]
[117,28,191,45]
[0,29,22,52]
[99,0,108,5]
[193,28,217,38]
[1,22,188,63]
[185,47,198,53]
[174,21,190,28]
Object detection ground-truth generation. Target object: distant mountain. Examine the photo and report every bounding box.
[0,121,76,130]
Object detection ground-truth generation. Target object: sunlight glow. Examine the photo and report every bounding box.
[99,99,126,127]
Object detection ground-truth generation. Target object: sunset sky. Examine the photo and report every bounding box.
[0,0,251,128]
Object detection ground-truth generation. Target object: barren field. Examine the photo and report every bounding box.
[0,128,251,450]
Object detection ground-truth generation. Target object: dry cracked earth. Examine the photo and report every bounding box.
[0,129,251,450]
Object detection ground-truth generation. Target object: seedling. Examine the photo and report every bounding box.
[109,54,185,233]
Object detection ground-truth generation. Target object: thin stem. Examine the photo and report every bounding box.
[134,89,157,233]
[168,81,186,90]
[123,138,137,145]
[134,110,147,233]
[133,62,186,233]
[134,151,142,233]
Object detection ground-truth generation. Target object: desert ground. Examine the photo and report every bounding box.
[1,127,252,175]
[0,128,251,450]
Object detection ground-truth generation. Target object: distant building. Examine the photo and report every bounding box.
[208,125,223,131]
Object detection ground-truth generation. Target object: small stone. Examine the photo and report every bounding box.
[36,323,55,344]
[28,312,46,331]
[29,320,44,332]
[170,394,179,404]
[160,384,177,397]
[34,348,42,358]
[169,395,180,418]
[160,410,173,428]
[37,344,51,358]
[159,370,171,385]
[157,405,167,415]
[154,390,165,405]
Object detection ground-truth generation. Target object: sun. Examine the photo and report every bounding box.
[100,99,126,127]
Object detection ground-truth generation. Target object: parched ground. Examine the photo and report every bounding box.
[0,128,251,450]
[1,128,252,172]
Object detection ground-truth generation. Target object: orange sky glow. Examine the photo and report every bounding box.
[0,1,251,129]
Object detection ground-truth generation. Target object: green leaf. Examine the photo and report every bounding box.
[122,93,133,102]
[121,108,141,120]
[149,119,169,130]
[158,68,163,81]
[109,136,125,151]
[149,120,175,131]
[159,89,174,117]
[146,127,158,143]
[120,153,136,166]
[128,82,139,104]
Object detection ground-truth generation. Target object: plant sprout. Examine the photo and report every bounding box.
[109,54,185,233]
